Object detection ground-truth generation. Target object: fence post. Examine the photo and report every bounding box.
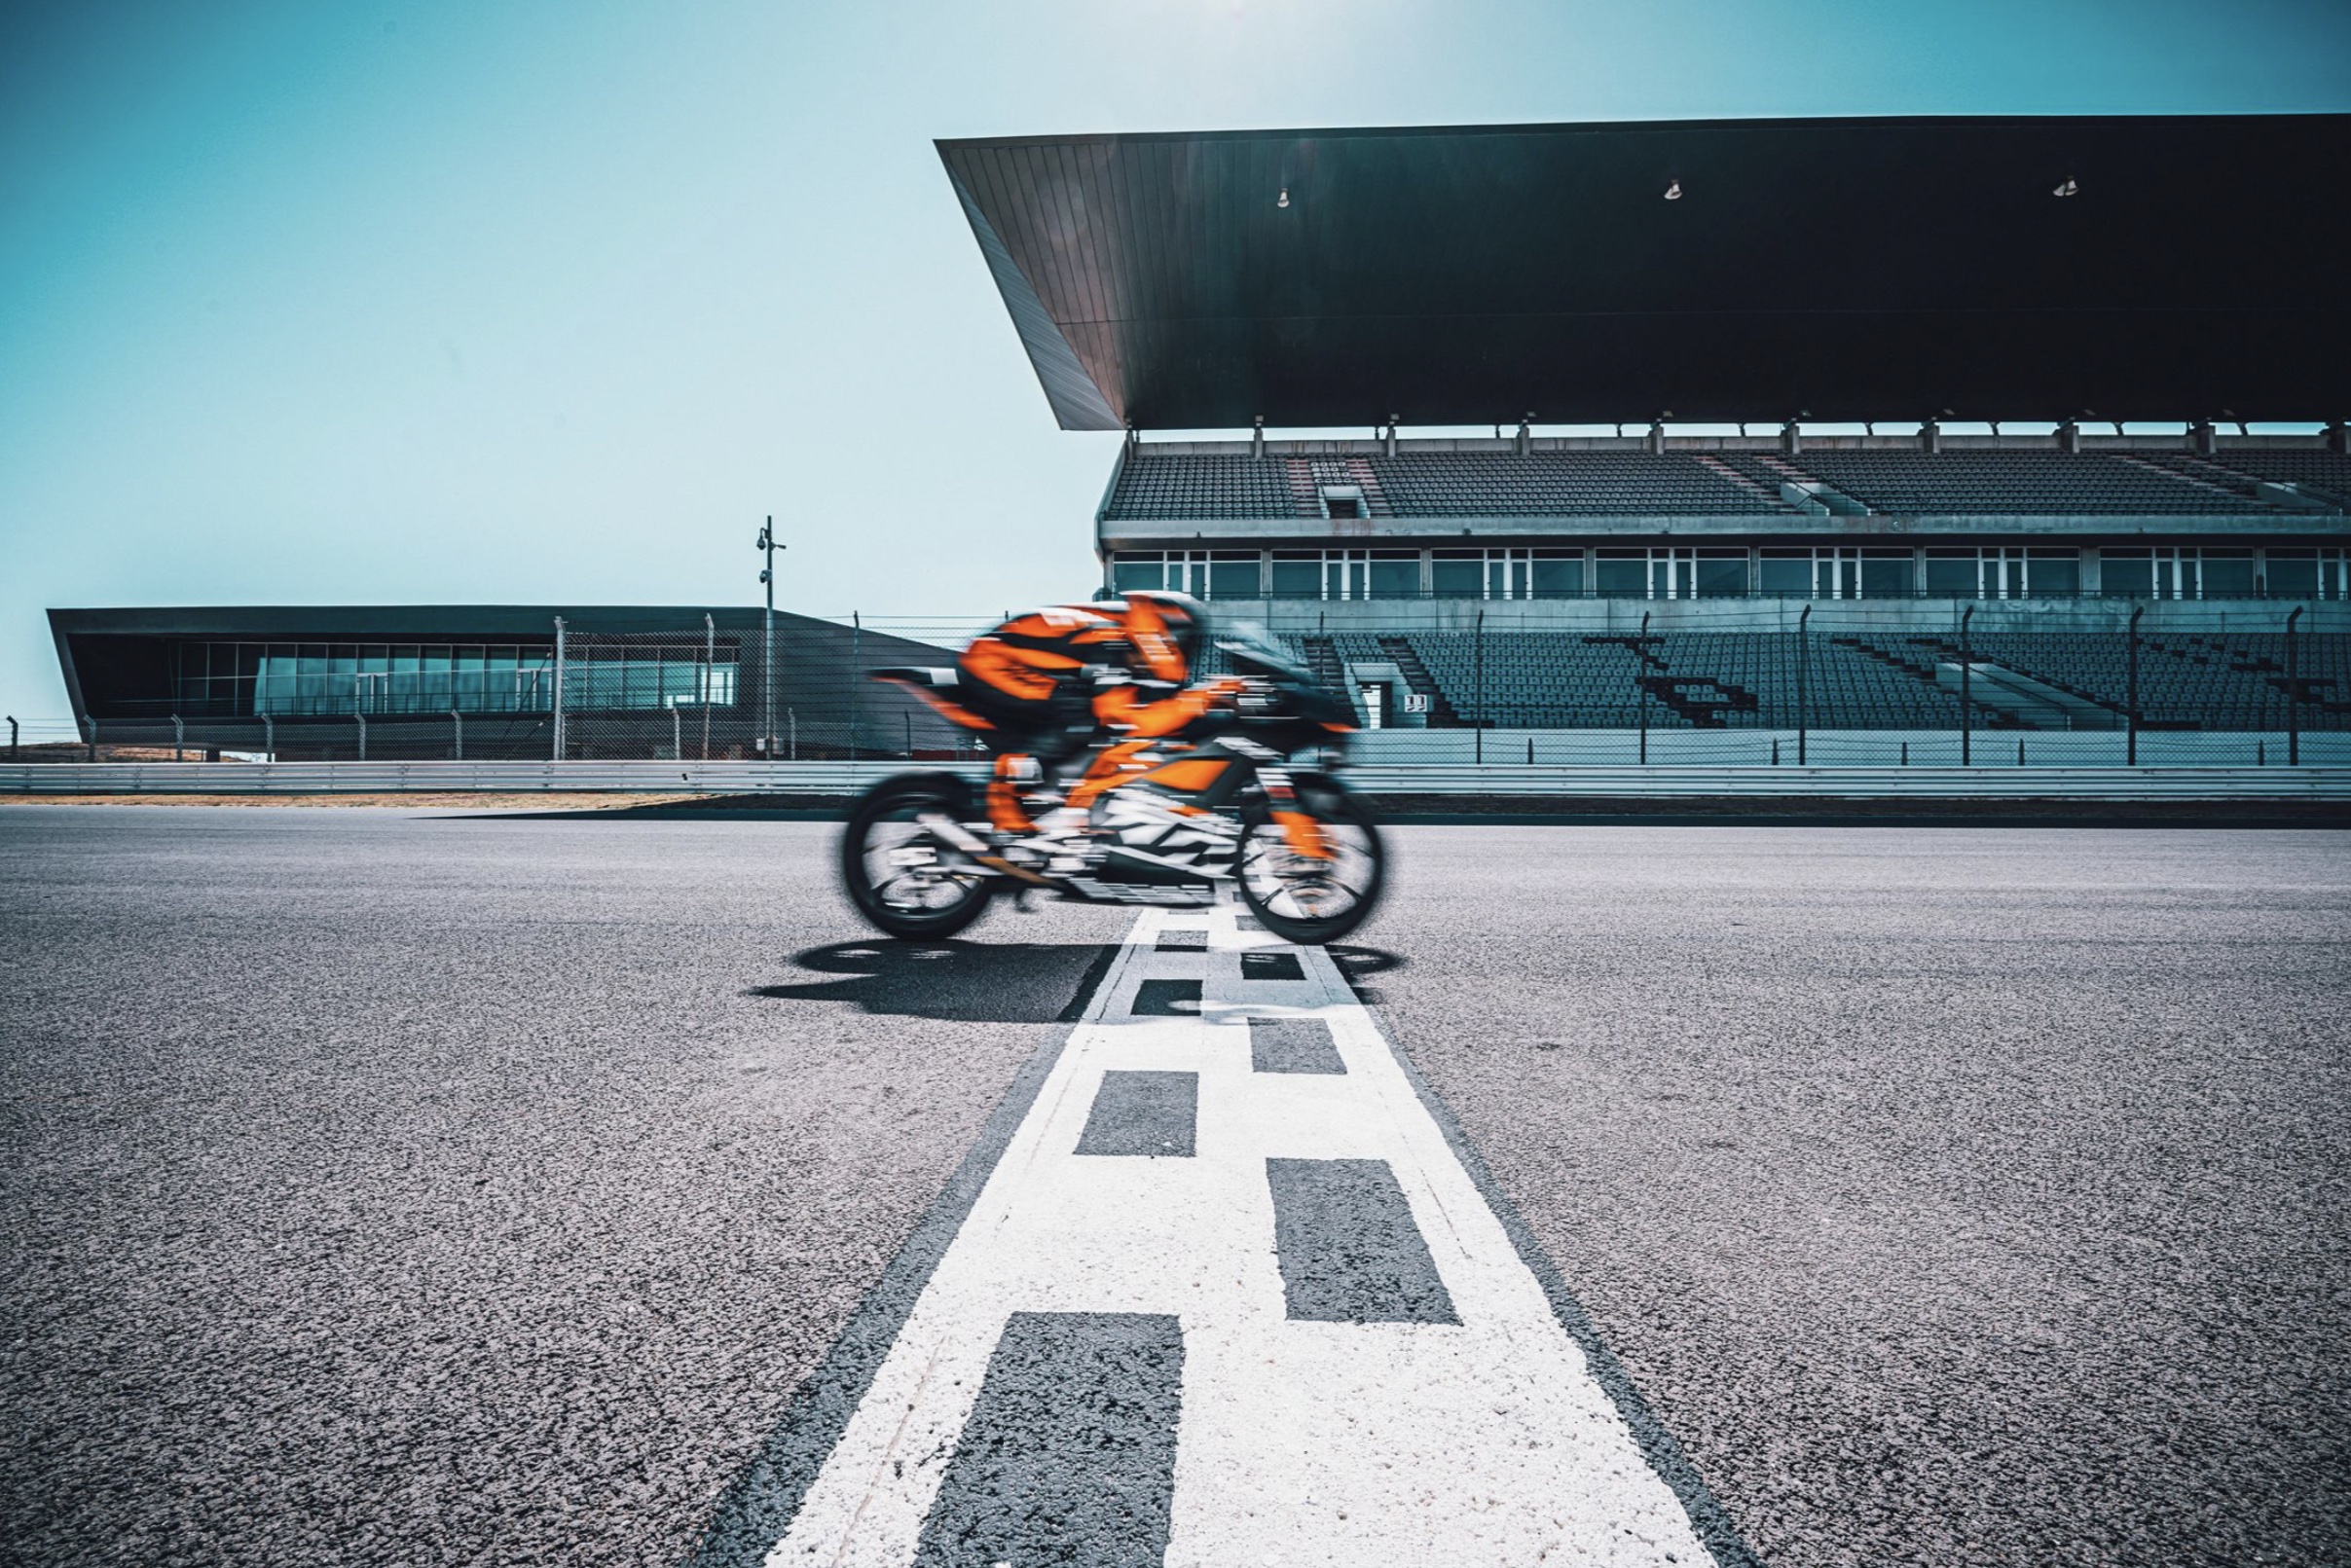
[355,710,367,762]
[171,713,184,762]
[1959,603,1974,766]
[2285,606,2303,766]
[702,612,716,761]
[552,617,567,761]
[1796,603,1811,765]
[2126,603,2143,766]
[1473,608,1484,765]
[451,709,463,761]
[850,612,862,761]
[1637,609,1650,765]
[262,713,275,758]
[88,718,99,763]
[789,708,796,760]
[7,714,17,761]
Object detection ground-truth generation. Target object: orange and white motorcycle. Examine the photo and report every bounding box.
[843,624,1383,945]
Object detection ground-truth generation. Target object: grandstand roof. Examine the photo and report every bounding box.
[938,115,2350,432]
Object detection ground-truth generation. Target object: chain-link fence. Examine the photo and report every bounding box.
[18,604,2347,769]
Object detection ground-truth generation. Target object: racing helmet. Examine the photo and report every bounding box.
[1121,591,1207,684]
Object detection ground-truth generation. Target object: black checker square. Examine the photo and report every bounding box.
[1074,1071,1198,1158]
[1128,978,1202,1017]
[1249,1017,1345,1076]
[1241,951,1305,982]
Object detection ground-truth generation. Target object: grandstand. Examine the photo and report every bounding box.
[944,114,2350,748]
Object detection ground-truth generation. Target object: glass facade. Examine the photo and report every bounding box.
[1110,550,1261,599]
[2099,547,2269,601]
[172,642,736,716]
[1759,548,1917,598]
[1921,547,2080,599]
[2260,549,2349,600]
[1111,544,2323,601]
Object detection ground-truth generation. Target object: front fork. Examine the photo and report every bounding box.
[1260,768,1335,860]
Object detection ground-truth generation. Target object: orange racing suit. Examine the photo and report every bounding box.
[957,602,1239,833]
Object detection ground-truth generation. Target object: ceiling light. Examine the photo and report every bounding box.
[2053,178,2077,198]
[1664,181,1682,201]
[1277,188,1290,208]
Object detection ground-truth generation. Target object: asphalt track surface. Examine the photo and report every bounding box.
[3,805,2346,1567]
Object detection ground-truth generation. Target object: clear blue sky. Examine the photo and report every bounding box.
[4,0,2347,722]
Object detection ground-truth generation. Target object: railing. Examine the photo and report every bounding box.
[6,759,2348,801]
[23,607,2346,771]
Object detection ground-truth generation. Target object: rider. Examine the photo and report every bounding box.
[955,592,1239,837]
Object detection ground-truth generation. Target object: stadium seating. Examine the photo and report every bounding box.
[1745,452,2272,516]
[1103,446,2333,521]
[1107,456,1298,519]
[1392,632,1962,729]
[1360,454,1793,516]
[1839,632,2351,728]
[1254,630,2351,731]
[2165,451,2351,504]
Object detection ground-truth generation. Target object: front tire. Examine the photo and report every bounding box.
[840,777,997,940]
[1238,779,1384,945]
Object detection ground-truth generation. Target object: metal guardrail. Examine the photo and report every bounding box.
[6,760,2348,801]
[1344,764,2351,800]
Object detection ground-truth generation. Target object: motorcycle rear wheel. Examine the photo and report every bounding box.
[1237,781,1384,945]
[840,777,997,940]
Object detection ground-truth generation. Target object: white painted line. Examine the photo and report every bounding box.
[760,906,1717,1567]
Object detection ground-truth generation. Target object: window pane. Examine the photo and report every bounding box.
[1859,554,1912,599]
[1530,555,1583,597]
[1594,553,1645,597]
[1111,555,1163,594]
[2101,552,2152,597]
[1757,553,1810,595]
[1268,555,1320,598]
[2026,551,2078,596]
[1923,553,1976,596]
[1368,554,1419,599]
[1430,555,1482,597]
[2266,552,2319,598]
[1206,557,1260,600]
[2200,551,2255,598]
[1695,555,1747,598]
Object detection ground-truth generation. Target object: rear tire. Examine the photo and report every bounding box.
[1237,780,1384,945]
[840,777,997,940]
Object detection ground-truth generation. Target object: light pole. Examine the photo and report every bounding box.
[757,517,784,757]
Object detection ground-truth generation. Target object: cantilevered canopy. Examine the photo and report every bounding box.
[937,115,2351,431]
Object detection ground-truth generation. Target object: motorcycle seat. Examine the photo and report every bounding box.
[871,667,998,733]
[871,666,964,692]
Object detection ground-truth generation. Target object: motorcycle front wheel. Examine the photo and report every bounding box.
[1237,779,1384,945]
[840,777,997,940]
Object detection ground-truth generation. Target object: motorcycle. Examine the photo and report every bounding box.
[841,622,1384,946]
